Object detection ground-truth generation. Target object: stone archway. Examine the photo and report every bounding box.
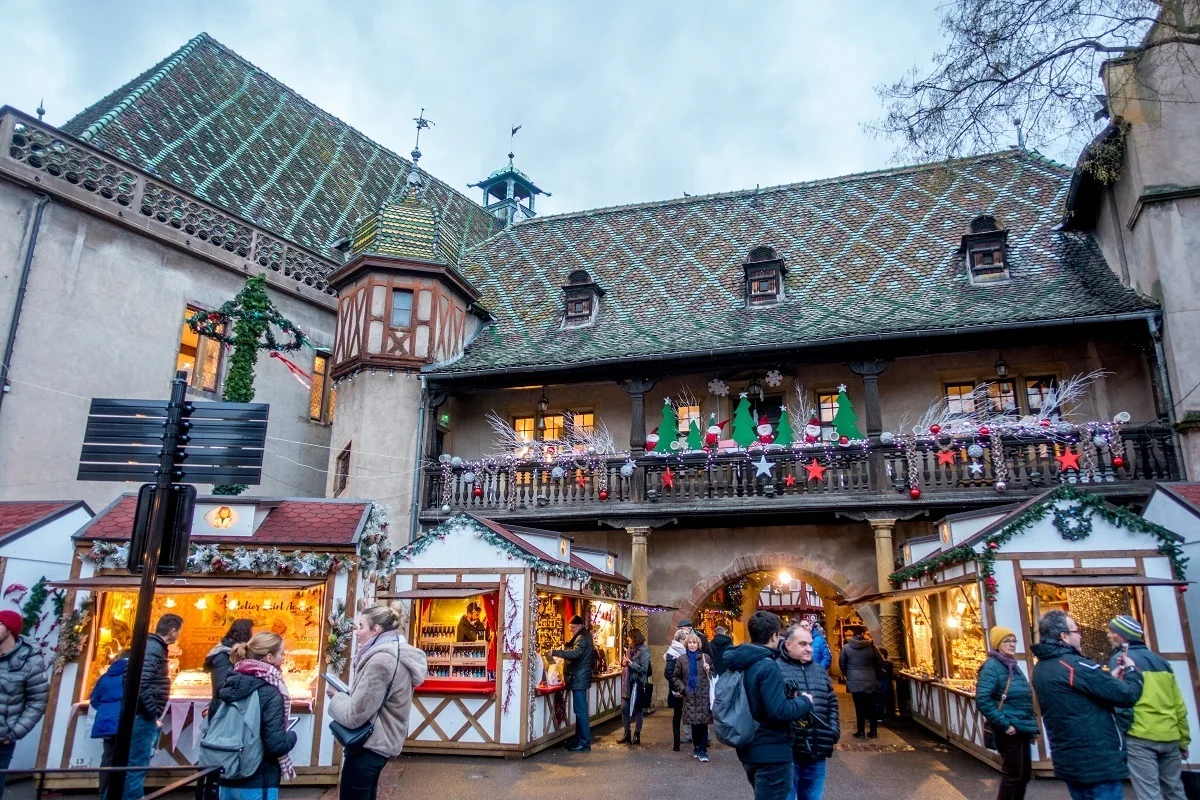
[672,552,881,643]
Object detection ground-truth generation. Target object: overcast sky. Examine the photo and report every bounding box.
[0,1,1011,215]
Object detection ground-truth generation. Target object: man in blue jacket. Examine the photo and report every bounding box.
[724,611,814,800]
[803,620,832,672]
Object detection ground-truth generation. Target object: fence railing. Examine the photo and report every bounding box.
[0,765,220,800]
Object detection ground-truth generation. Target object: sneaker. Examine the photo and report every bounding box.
[693,749,700,759]
[566,744,591,752]
[699,752,710,763]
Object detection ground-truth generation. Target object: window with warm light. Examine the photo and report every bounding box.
[817,391,839,440]
[566,412,595,440]
[944,383,977,415]
[676,405,700,435]
[309,354,335,424]
[543,414,565,442]
[513,416,536,449]
[1025,376,1058,415]
[987,381,1018,415]
[176,305,226,393]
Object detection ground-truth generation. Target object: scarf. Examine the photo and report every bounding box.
[354,629,406,670]
[686,650,700,693]
[665,640,685,662]
[234,659,295,780]
[988,649,1018,670]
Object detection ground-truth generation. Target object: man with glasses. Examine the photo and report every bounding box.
[1032,610,1143,800]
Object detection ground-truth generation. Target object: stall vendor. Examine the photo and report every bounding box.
[456,602,489,642]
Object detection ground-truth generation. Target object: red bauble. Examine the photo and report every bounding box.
[987,541,999,550]
[1112,456,1126,469]
[929,424,941,434]
[598,489,609,501]
[838,435,850,445]
[1181,586,1188,593]
[978,426,990,437]
[472,486,483,498]
[909,487,921,500]
[1039,419,1051,428]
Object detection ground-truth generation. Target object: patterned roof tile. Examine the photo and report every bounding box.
[433,151,1154,374]
[63,33,497,260]
[0,501,79,542]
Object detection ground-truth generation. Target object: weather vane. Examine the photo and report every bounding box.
[509,124,522,159]
[413,108,434,149]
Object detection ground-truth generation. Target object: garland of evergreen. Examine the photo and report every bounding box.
[889,485,1187,602]
[325,599,355,674]
[82,541,350,576]
[53,598,93,672]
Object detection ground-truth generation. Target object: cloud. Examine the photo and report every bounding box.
[0,0,955,215]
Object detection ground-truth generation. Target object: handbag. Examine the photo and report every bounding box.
[329,642,401,751]
[981,669,1013,751]
[638,681,654,709]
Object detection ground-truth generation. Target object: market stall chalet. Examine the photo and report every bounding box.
[38,494,389,788]
[860,486,1195,774]
[384,513,665,757]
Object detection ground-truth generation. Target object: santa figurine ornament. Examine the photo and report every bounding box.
[645,427,660,452]
[756,416,774,446]
[803,416,821,444]
[703,415,724,450]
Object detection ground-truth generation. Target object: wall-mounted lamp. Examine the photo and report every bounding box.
[537,389,550,414]
[995,356,1009,379]
[747,378,764,401]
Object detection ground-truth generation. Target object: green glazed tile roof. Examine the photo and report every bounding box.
[62,33,496,260]
[434,150,1154,374]
[350,182,461,265]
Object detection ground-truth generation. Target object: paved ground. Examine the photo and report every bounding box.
[7,694,1136,800]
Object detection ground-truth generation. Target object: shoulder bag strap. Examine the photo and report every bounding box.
[997,670,1013,712]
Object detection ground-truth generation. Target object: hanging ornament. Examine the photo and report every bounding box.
[1055,449,1081,471]
[463,471,476,484]
[1093,435,1108,448]
[551,466,565,480]
[661,466,675,488]
[1113,455,1126,469]
[473,486,483,498]
[879,431,895,445]
[620,462,636,478]
[967,444,985,459]
[1039,419,1052,428]
[929,424,941,435]
[440,504,452,514]
[784,473,797,487]
[598,489,609,501]
[838,435,849,446]
[909,487,921,500]
[707,378,730,396]
[451,456,463,468]
[978,426,990,437]
[995,480,1007,492]
[804,459,827,481]
[752,454,775,477]
[764,369,784,388]
[936,449,957,466]
[587,445,597,456]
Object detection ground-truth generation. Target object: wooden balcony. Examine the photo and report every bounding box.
[419,428,1179,524]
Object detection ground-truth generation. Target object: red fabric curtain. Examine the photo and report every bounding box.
[482,591,499,672]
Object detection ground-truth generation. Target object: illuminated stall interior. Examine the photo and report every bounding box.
[534,590,621,680]
[1026,581,1138,663]
[415,590,499,684]
[901,581,986,690]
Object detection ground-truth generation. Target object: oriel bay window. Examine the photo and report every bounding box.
[176,305,225,393]
[309,353,336,424]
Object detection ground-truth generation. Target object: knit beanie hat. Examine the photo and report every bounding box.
[1109,615,1143,642]
[989,626,1015,650]
[0,610,23,638]
[568,615,584,626]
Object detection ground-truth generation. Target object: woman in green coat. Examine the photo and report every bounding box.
[976,627,1039,800]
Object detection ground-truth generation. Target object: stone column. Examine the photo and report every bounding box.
[628,526,651,638]
[870,517,902,661]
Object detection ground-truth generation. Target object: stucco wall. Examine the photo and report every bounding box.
[0,180,335,509]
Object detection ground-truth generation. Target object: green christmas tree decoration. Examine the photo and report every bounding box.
[732,393,757,448]
[775,406,794,447]
[832,384,863,439]
[686,418,703,450]
[187,273,310,495]
[654,398,678,453]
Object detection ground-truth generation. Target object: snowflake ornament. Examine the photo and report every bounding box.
[764,370,784,388]
[707,378,730,396]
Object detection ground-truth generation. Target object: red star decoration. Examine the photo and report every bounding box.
[576,472,588,488]
[784,473,797,487]
[1055,449,1081,471]
[662,466,675,488]
[804,459,828,481]
[936,449,957,466]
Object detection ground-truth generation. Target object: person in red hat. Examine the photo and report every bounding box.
[0,609,48,800]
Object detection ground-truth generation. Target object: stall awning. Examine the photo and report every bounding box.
[838,575,977,607]
[1026,574,1188,588]
[49,576,326,591]
[381,588,493,599]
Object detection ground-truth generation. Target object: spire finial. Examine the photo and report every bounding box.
[509,124,522,161]
[36,99,45,121]
[408,108,434,189]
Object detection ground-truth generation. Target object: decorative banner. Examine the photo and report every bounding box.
[269,351,312,389]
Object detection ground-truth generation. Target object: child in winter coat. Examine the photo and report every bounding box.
[89,651,129,797]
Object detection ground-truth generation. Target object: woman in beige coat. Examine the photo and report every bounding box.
[327,603,427,800]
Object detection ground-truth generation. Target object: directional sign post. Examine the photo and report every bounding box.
[78,372,268,800]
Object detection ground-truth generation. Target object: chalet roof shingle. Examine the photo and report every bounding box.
[432,150,1155,375]
[0,501,85,543]
[63,33,497,261]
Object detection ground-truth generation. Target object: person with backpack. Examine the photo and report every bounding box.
[838,627,881,739]
[327,603,427,800]
[205,632,297,800]
[976,627,1038,800]
[720,611,814,800]
[618,629,650,745]
[665,628,688,751]
[203,619,252,719]
[89,651,128,799]
[777,624,838,800]
[671,633,714,762]
[125,613,183,800]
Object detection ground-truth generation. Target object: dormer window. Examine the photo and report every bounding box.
[561,269,604,329]
[743,246,786,306]
[960,215,1010,284]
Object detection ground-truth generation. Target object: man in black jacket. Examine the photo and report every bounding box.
[724,611,813,800]
[551,615,595,752]
[778,624,838,800]
[838,628,881,738]
[710,625,733,675]
[1031,610,1142,800]
[124,614,183,800]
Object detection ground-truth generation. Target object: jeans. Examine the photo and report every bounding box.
[1065,781,1125,800]
[851,691,877,735]
[993,730,1032,800]
[339,749,388,800]
[691,724,709,753]
[1126,735,1186,800]
[0,738,16,800]
[123,715,161,800]
[220,790,277,800]
[572,688,591,748]
[786,759,828,800]
[621,692,643,734]
[743,761,793,800]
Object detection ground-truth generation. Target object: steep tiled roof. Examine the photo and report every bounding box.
[79,495,369,547]
[350,184,460,265]
[63,33,496,260]
[0,501,83,542]
[434,150,1154,374]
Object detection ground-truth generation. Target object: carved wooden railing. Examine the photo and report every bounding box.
[1,109,338,304]
[422,427,1179,515]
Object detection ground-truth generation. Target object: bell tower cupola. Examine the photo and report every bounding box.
[470,128,550,228]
